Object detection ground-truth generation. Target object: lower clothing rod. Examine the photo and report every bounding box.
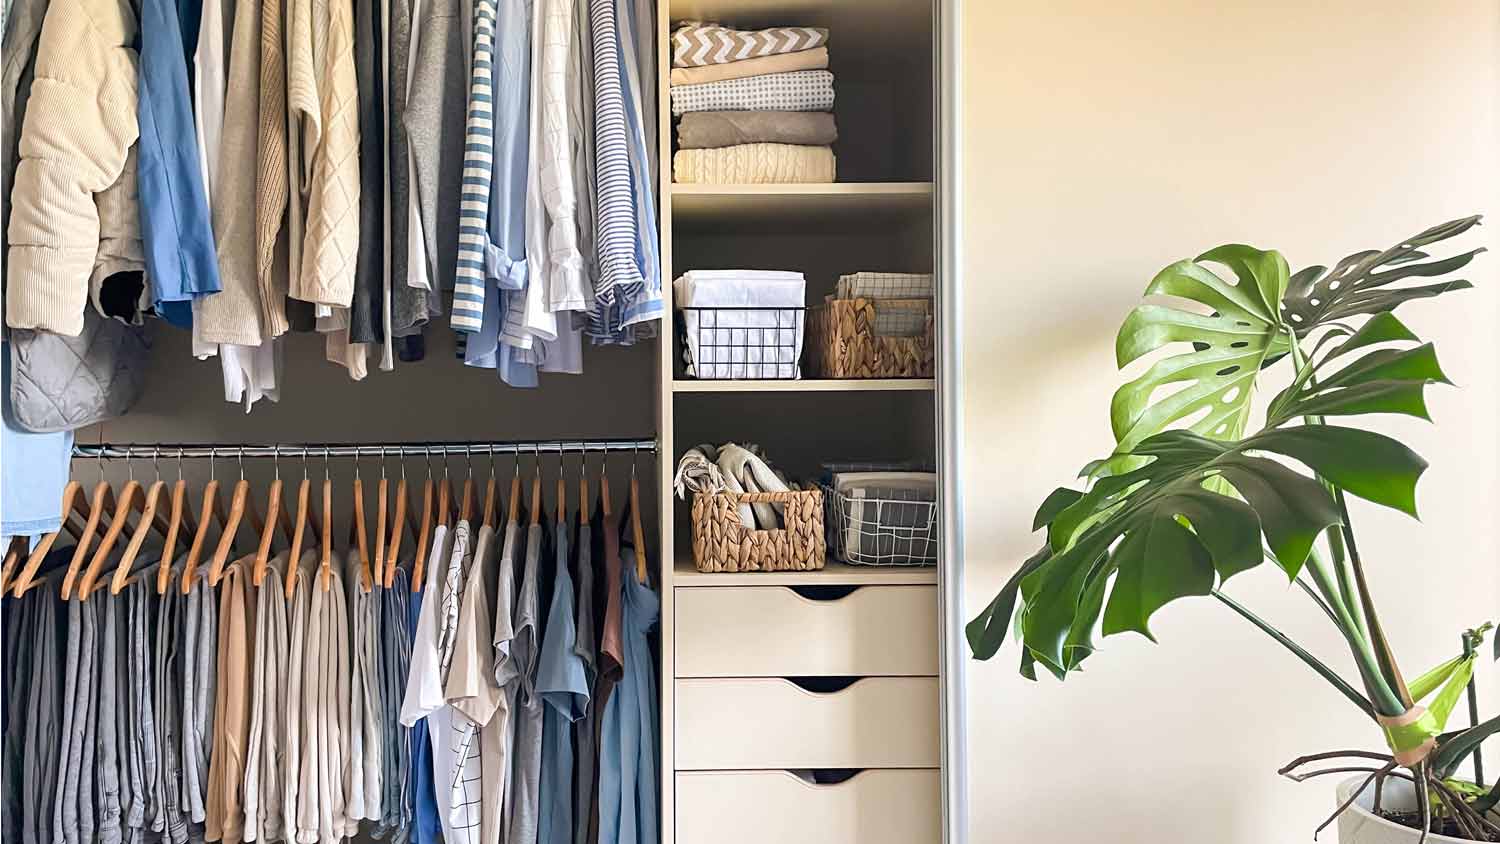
[70,438,659,461]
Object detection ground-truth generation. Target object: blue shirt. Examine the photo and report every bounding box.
[137,0,222,327]
[598,546,658,844]
[536,522,590,844]
[0,341,71,539]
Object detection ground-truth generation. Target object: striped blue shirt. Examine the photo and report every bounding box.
[451,0,499,332]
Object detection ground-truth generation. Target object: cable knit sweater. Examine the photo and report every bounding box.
[672,143,835,185]
[5,0,143,336]
[286,0,360,309]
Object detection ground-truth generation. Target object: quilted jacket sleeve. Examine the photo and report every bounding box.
[4,0,139,336]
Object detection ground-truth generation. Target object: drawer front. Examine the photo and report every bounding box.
[676,769,940,844]
[674,585,938,677]
[676,677,939,770]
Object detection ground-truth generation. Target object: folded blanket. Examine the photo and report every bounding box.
[677,111,838,149]
[717,443,790,529]
[670,46,829,86]
[672,22,829,68]
[670,70,835,116]
[673,144,835,184]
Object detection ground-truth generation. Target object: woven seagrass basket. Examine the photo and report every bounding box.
[689,489,826,573]
[807,297,935,379]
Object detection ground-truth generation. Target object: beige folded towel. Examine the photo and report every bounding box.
[669,47,829,86]
[677,111,838,149]
[673,144,836,184]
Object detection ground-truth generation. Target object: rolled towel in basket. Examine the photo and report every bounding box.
[717,443,790,530]
[674,444,728,499]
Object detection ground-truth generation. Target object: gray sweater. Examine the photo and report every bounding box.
[404,0,466,316]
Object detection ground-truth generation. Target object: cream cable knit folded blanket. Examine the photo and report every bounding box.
[673,144,835,184]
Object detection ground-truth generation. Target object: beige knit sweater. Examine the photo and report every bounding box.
[286,0,359,308]
[673,143,836,185]
[5,0,141,336]
[256,0,291,337]
[197,0,268,347]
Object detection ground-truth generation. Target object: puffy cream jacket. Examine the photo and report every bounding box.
[5,0,142,336]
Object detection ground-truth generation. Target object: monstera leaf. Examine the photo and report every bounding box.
[1267,312,1452,430]
[1014,424,1427,676]
[1282,216,1483,334]
[1106,246,1293,472]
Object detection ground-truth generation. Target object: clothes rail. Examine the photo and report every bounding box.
[70,438,659,461]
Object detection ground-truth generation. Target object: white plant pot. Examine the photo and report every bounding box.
[1337,775,1471,843]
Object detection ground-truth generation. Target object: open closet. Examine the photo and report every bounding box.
[0,0,955,839]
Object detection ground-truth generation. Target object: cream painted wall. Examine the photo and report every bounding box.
[959,2,1499,842]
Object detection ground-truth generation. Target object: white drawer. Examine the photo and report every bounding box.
[675,677,939,770]
[676,769,940,844]
[674,585,938,677]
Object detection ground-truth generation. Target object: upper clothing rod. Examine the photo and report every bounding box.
[70,438,659,461]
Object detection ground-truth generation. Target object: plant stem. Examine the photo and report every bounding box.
[1335,491,1415,709]
[1304,545,1405,716]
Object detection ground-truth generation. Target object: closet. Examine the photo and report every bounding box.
[655,1,947,843]
[0,0,955,839]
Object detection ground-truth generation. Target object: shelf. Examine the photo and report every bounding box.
[674,556,938,587]
[673,378,933,393]
[670,183,933,233]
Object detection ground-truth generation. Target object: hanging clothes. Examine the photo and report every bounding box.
[597,543,658,844]
[570,508,600,844]
[535,517,589,844]
[243,551,291,843]
[505,516,544,844]
[377,566,415,838]
[400,522,455,844]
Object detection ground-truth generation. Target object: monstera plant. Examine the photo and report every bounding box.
[968,217,1500,841]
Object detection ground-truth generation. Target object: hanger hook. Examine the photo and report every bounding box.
[380,445,387,480]
[513,445,520,480]
[324,446,331,482]
[354,446,362,482]
[238,446,246,481]
[177,447,185,482]
[533,443,542,481]
[424,445,433,480]
[301,446,310,480]
[466,444,473,479]
[273,447,280,482]
[210,448,217,483]
[153,446,161,483]
[631,442,638,479]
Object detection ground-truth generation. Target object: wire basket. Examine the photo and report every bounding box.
[820,482,938,567]
[678,306,806,380]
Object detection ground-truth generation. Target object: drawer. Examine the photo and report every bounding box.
[676,769,940,844]
[675,677,939,770]
[674,585,938,677]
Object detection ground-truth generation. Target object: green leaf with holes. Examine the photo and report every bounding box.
[1106,249,1292,473]
[1017,429,1346,674]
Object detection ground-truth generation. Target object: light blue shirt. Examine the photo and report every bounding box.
[536,523,589,844]
[461,0,538,387]
[598,546,658,844]
[1,341,71,539]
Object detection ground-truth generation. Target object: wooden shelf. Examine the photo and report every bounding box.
[673,378,934,393]
[666,0,933,61]
[673,556,939,587]
[670,183,933,233]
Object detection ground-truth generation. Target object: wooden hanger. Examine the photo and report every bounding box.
[12,479,82,596]
[157,465,194,595]
[61,470,116,600]
[105,476,165,595]
[320,451,333,592]
[285,451,316,599]
[79,475,142,597]
[555,448,566,527]
[209,449,269,585]
[481,448,498,529]
[181,475,226,594]
[508,456,521,525]
[630,450,647,584]
[1,536,29,595]
[385,472,410,587]
[529,447,542,527]
[352,459,372,591]
[438,457,453,528]
[578,445,590,526]
[374,449,389,589]
[412,450,434,593]
[254,451,296,586]
[459,447,475,524]
[601,454,613,518]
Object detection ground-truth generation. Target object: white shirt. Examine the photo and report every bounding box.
[537,0,587,313]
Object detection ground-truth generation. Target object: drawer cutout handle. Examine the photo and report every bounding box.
[785,676,861,694]
[788,585,861,602]
[788,769,863,786]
